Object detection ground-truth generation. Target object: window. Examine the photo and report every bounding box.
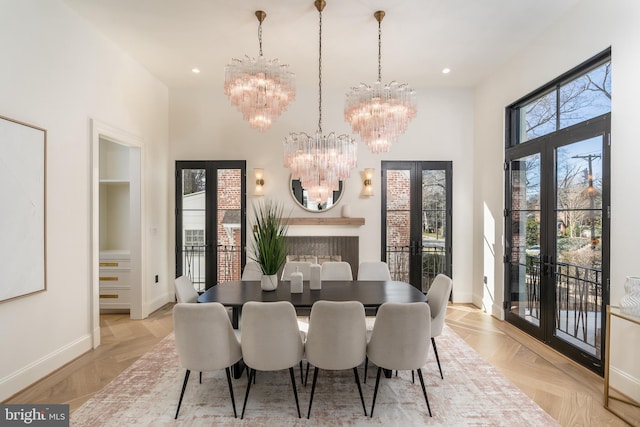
[514,53,611,145]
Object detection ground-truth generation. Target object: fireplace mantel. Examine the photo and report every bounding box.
[287,217,365,226]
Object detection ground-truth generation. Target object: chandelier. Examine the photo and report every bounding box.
[284,0,357,205]
[224,10,295,132]
[344,10,417,154]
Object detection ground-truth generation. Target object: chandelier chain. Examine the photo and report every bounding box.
[377,17,382,82]
[318,9,323,133]
[258,20,263,56]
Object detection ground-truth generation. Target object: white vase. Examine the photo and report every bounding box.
[261,274,278,291]
[341,204,351,218]
[620,276,640,317]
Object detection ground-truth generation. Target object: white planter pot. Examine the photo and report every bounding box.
[261,274,278,291]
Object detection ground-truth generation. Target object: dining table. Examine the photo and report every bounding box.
[197,279,427,328]
[197,279,427,378]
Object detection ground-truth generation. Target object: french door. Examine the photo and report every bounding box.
[175,161,246,291]
[382,161,452,293]
[505,116,610,374]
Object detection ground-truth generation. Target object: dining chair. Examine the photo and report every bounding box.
[320,261,353,280]
[357,261,392,281]
[427,274,453,379]
[281,261,312,280]
[241,260,263,280]
[173,303,242,419]
[367,302,432,418]
[305,300,368,418]
[240,301,304,419]
[174,275,198,303]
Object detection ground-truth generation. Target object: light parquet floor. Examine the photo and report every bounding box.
[4,303,633,426]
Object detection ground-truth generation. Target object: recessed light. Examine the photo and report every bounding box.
[442,68,451,74]
[192,68,201,74]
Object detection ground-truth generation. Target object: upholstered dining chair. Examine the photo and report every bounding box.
[173,303,242,419]
[427,274,453,379]
[174,275,199,303]
[281,261,312,280]
[305,300,368,418]
[367,302,432,418]
[240,301,304,419]
[320,261,353,280]
[241,260,263,280]
[357,261,392,281]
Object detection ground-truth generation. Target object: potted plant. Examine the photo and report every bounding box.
[248,199,289,291]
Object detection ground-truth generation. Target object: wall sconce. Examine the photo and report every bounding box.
[362,168,374,196]
[254,168,265,196]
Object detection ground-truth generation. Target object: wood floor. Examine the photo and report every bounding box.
[4,303,634,426]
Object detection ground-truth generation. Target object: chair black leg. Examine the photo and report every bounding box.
[307,366,319,419]
[353,367,367,416]
[300,361,304,385]
[225,367,237,418]
[432,337,443,379]
[199,371,202,384]
[416,368,432,417]
[175,369,191,419]
[289,367,301,418]
[411,370,415,384]
[304,361,310,386]
[241,368,256,419]
[364,356,368,384]
[370,367,383,417]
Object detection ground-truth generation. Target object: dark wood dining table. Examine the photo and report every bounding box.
[197,279,427,329]
[197,279,427,378]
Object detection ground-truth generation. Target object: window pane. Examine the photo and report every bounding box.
[560,62,611,129]
[520,90,557,142]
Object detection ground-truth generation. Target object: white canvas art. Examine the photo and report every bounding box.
[0,115,46,302]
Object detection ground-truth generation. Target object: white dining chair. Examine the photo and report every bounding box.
[241,260,263,280]
[367,302,432,417]
[305,300,368,418]
[427,274,453,379]
[320,261,353,280]
[281,261,312,280]
[173,303,242,419]
[240,301,304,419]
[357,261,392,281]
[174,275,198,303]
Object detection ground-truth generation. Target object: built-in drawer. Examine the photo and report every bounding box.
[99,259,132,270]
[99,288,131,310]
[99,270,131,287]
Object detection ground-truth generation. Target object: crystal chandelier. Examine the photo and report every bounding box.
[224,11,295,132]
[284,0,357,206]
[344,11,417,153]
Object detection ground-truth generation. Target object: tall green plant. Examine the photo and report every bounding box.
[249,200,289,275]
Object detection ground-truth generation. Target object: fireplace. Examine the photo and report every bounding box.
[286,236,359,278]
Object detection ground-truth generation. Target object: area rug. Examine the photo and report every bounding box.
[71,325,558,426]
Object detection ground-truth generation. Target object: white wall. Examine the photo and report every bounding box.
[169,85,475,303]
[474,0,639,399]
[0,1,169,401]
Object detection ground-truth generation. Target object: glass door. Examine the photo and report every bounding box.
[175,161,246,291]
[382,161,452,293]
[505,116,609,373]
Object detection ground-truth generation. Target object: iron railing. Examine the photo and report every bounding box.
[386,245,446,293]
[524,257,602,355]
[182,244,241,292]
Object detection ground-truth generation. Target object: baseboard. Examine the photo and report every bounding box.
[144,294,172,318]
[0,334,92,401]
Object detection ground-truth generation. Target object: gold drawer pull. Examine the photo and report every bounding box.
[100,262,119,267]
[100,276,119,281]
[100,294,118,299]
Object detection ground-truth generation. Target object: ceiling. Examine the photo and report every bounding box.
[63,0,580,90]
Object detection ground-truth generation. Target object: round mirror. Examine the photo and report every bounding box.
[290,177,344,212]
